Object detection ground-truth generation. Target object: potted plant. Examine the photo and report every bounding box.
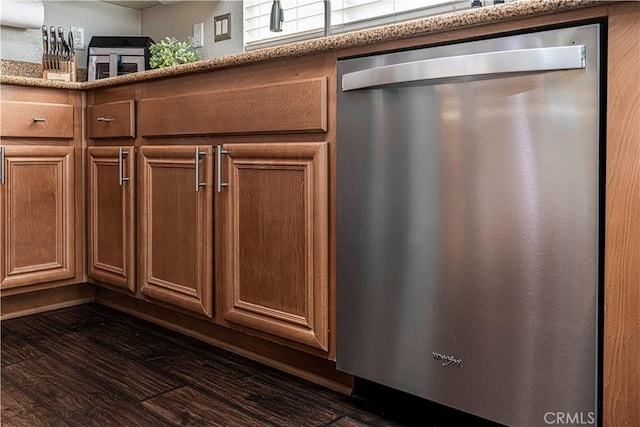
[149,36,202,69]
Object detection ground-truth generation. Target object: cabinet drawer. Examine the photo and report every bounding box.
[0,101,74,138]
[139,77,327,137]
[87,100,135,139]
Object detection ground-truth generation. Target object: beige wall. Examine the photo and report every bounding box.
[141,0,243,60]
[0,1,141,66]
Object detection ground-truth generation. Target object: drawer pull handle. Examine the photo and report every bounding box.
[195,147,206,192]
[118,147,129,186]
[217,144,228,193]
[97,117,115,122]
[32,117,46,122]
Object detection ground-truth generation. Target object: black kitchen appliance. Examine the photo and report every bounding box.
[87,36,154,81]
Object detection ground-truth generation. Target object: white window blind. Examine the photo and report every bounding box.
[244,0,471,49]
[244,0,325,46]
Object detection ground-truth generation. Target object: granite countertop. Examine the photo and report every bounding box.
[0,0,602,90]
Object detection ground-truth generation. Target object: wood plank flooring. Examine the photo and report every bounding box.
[1,303,403,427]
[1,303,497,426]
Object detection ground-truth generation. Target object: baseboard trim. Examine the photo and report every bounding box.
[0,284,96,320]
[96,292,353,395]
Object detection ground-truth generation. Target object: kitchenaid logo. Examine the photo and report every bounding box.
[544,412,595,425]
[432,352,462,367]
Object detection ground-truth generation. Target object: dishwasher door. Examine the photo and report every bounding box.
[336,24,601,427]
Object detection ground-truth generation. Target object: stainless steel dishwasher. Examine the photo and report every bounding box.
[336,24,601,426]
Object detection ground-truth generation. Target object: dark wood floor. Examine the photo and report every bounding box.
[1,303,500,427]
[1,303,405,427]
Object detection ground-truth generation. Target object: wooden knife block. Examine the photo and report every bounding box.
[42,54,77,82]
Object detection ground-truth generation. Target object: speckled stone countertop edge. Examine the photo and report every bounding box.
[0,0,604,91]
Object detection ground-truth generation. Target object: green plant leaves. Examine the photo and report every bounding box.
[149,36,203,69]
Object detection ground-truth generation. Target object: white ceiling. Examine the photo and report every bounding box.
[102,1,161,10]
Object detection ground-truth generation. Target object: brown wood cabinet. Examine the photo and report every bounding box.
[139,145,213,317]
[85,52,335,355]
[87,146,136,292]
[0,146,75,289]
[0,86,85,303]
[221,142,329,351]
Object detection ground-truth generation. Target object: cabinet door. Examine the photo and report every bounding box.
[139,145,213,317]
[222,142,329,351]
[87,147,135,292]
[0,146,75,289]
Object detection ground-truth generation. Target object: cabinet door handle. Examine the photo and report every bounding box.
[0,146,5,185]
[97,117,115,122]
[217,144,228,193]
[195,147,206,192]
[118,147,129,186]
[32,117,46,122]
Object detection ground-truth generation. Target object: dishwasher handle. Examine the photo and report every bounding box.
[342,45,586,91]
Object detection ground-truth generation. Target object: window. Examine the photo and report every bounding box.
[244,0,471,49]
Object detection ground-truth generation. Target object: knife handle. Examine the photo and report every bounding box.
[50,26,58,69]
[42,26,49,70]
[50,27,56,55]
[42,35,49,70]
